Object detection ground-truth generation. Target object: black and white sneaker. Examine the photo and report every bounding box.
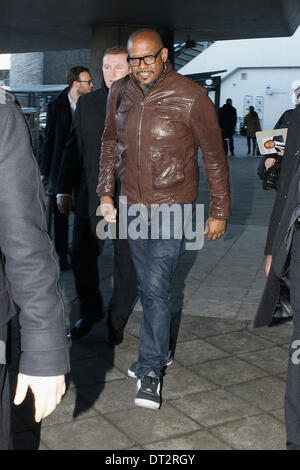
[135,371,161,409]
[128,352,173,378]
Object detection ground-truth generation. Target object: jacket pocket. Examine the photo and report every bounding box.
[116,102,132,135]
[151,149,185,190]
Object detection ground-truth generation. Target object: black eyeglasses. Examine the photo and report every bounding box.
[127,47,163,67]
[77,79,95,85]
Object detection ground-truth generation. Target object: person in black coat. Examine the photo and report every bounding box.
[0,88,70,449]
[40,66,94,270]
[57,47,137,343]
[218,98,237,156]
[254,104,300,449]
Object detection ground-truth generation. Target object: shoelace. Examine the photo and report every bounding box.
[142,376,160,394]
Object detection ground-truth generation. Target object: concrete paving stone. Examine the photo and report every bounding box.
[237,302,260,320]
[205,330,274,355]
[40,388,98,426]
[171,389,260,428]
[210,414,286,450]
[183,299,240,318]
[202,272,255,289]
[247,323,293,346]
[228,376,286,412]
[179,315,248,342]
[174,338,229,365]
[40,416,134,450]
[143,430,232,450]
[191,356,267,387]
[237,346,289,376]
[187,285,249,303]
[243,288,264,303]
[162,366,216,400]
[270,409,285,423]
[107,404,201,446]
[171,279,204,299]
[84,330,139,356]
[77,377,137,415]
[69,356,125,389]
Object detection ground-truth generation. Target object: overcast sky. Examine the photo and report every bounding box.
[0,54,11,69]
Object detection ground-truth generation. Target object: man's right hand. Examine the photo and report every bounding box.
[100,196,117,223]
[265,254,272,277]
[57,195,73,215]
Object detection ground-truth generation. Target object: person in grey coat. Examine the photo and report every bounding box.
[254,104,300,449]
[0,88,70,449]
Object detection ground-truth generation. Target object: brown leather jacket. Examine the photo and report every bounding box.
[97,62,230,218]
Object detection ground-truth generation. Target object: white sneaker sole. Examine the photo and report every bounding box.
[134,398,160,409]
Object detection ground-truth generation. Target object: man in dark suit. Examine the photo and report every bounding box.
[57,47,137,343]
[0,87,70,449]
[40,66,94,270]
[218,98,237,156]
[254,105,300,449]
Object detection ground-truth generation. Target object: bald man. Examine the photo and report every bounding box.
[98,29,230,409]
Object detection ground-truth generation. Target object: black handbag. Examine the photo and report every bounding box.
[240,125,247,136]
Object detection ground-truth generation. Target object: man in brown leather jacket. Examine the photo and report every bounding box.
[98,29,230,410]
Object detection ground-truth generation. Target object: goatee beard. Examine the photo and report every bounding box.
[138,79,156,95]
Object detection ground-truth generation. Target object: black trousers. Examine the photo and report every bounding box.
[52,196,69,261]
[70,214,137,330]
[223,135,234,155]
[247,136,256,154]
[285,222,300,449]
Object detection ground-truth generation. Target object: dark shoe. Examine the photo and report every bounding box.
[231,152,235,156]
[135,371,161,409]
[128,352,173,378]
[106,326,124,347]
[70,316,103,340]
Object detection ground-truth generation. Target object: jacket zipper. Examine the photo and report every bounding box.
[157,101,185,108]
[137,100,145,203]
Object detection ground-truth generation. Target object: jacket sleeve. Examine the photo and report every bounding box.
[56,115,82,195]
[40,102,55,177]
[97,84,119,198]
[189,89,231,218]
[0,101,70,376]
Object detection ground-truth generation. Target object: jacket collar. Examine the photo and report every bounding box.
[130,59,173,95]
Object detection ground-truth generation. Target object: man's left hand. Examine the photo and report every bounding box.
[14,373,66,422]
[204,217,227,241]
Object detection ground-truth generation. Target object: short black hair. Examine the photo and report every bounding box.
[66,66,90,87]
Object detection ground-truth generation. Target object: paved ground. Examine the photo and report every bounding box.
[10,136,292,450]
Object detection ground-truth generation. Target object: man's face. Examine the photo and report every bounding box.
[127,38,168,88]
[102,53,129,89]
[264,139,275,149]
[76,71,94,94]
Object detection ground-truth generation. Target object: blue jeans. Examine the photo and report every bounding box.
[124,202,192,378]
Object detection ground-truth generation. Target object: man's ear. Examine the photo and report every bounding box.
[161,47,168,63]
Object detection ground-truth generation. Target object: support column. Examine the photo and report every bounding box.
[90,24,174,89]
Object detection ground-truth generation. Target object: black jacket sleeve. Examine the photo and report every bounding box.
[40,102,56,177]
[56,103,83,195]
[0,95,70,376]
